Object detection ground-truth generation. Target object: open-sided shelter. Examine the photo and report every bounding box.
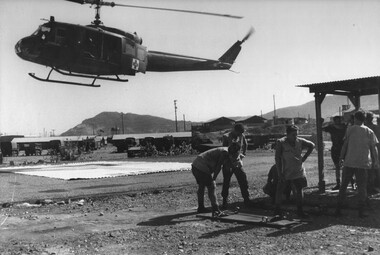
[299,76,380,192]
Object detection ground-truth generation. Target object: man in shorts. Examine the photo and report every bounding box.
[274,125,315,218]
[192,142,241,215]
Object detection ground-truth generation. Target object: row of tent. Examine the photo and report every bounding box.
[0,132,193,157]
[111,132,193,153]
[0,135,104,156]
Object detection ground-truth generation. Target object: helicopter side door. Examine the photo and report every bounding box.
[102,33,121,66]
[120,38,147,75]
[83,29,102,60]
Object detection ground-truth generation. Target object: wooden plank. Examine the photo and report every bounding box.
[196,212,308,229]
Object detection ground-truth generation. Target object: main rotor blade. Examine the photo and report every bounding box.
[113,3,243,19]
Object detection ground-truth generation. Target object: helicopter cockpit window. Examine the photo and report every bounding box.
[55,28,66,45]
[33,25,51,41]
[122,38,135,55]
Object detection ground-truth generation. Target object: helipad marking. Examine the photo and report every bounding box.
[2,161,191,180]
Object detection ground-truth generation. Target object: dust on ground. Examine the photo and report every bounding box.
[1,149,380,255]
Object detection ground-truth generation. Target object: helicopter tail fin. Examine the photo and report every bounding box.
[218,27,254,65]
[218,41,242,65]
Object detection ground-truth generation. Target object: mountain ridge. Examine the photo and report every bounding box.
[61,95,378,136]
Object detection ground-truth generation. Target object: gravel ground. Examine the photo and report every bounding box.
[0,147,380,255]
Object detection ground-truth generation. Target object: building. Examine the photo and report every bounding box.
[235,115,267,127]
[293,117,308,125]
[191,117,235,133]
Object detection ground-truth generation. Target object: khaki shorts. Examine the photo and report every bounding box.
[287,176,307,189]
[192,166,213,186]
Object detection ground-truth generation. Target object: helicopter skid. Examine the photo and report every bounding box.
[53,68,129,83]
[29,73,100,88]
[28,72,101,88]
[28,67,130,87]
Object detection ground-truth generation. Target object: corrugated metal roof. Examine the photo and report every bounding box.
[236,115,267,122]
[12,137,54,143]
[298,76,380,96]
[11,135,97,144]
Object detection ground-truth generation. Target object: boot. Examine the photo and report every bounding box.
[273,207,283,216]
[197,206,211,214]
[221,198,228,210]
[297,206,309,219]
[351,178,356,190]
[244,198,255,208]
[358,207,368,218]
[332,182,340,191]
[334,206,342,217]
[211,204,223,217]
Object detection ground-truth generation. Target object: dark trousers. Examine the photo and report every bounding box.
[337,167,368,208]
[331,146,341,182]
[368,168,380,191]
[222,166,250,200]
[275,177,306,210]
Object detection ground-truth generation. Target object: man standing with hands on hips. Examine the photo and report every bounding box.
[274,125,315,218]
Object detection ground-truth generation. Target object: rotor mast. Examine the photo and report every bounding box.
[91,0,115,26]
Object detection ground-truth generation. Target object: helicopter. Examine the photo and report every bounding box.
[15,0,253,87]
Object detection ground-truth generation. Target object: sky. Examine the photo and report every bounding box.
[1,0,380,136]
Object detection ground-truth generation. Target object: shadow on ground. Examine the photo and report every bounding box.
[137,184,380,239]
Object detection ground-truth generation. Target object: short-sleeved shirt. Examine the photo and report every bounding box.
[275,137,314,180]
[322,124,346,150]
[222,131,247,155]
[343,124,378,169]
[192,147,229,175]
[366,123,380,142]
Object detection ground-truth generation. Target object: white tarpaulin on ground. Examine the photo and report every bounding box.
[3,161,191,180]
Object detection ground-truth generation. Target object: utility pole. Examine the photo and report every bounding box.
[174,100,178,132]
[273,95,277,125]
[183,114,186,131]
[121,112,125,134]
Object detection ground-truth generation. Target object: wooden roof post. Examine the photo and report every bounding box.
[315,92,326,193]
[378,87,380,115]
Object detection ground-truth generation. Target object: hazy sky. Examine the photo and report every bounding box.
[1,0,380,136]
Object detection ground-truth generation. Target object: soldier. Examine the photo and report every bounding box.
[274,125,315,218]
[364,112,380,194]
[322,116,347,190]
[192,142,241,215]
[221,123,253,208]
[336,110,379,218]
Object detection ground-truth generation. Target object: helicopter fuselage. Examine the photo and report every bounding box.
[15,16,247,86]
[15,18,147,76]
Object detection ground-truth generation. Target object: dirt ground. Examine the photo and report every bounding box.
[1,148,380,255]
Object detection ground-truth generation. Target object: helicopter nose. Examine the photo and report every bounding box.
[15,37,40,60]
[15,39,22,54]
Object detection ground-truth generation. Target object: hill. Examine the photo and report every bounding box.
[61,95,379,136]
[60,112,193,136]
[262,95,378,120]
